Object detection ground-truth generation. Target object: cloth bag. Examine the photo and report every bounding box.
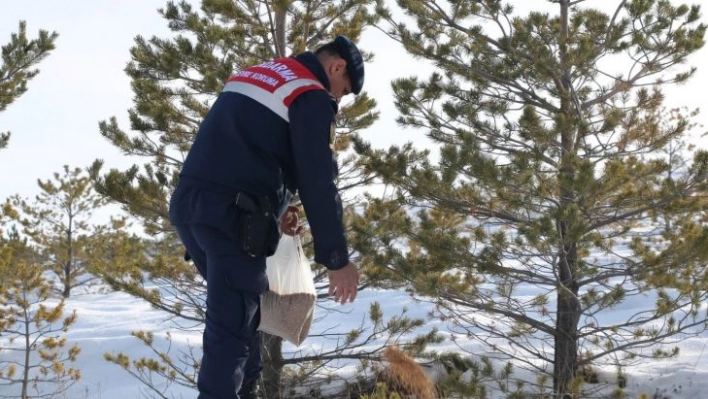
[258,235,317,346]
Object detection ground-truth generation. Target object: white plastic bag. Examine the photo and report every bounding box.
[258,235,317,346]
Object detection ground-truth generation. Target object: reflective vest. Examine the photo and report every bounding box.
[222,58,326,122]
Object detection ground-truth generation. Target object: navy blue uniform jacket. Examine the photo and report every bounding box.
[169,52,349,271]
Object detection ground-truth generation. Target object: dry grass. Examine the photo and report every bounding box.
[380,346,437,399]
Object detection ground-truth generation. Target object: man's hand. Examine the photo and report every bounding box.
[279,205,302,236]
[328,262,359,304]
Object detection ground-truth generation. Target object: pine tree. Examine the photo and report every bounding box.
[0,231,81,398]
[355,0,708,396]
[87,1,438,396]
[1,21,57,150]
[0,201,16,293]
[10,166,109,298]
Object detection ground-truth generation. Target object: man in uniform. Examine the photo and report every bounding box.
[168,35,364,398]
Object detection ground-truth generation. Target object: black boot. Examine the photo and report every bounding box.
[237,380,262,399]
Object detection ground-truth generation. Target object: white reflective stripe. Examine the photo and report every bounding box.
[222,78,324,122]
[222,81,288,120]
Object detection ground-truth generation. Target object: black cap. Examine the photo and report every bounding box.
[332,35,365,95]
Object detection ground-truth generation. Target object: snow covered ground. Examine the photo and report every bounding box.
[3,285,708,398]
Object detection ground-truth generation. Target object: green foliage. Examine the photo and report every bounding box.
[0,200,17,282]
[0,21,57,150]
[103,330,199,399]
[0,234,81,398]
[432,352,519,399]
[355,0,708,396]
[361,382,404,399]
[8,166,115,298]
[96,232,205,322]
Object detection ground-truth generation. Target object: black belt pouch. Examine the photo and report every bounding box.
[235,191,278,257]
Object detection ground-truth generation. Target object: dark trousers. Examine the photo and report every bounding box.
[176,223,264,399]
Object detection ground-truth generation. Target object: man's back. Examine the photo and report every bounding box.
[178,55,332,206]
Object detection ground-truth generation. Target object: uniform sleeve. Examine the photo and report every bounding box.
[288,90,350,270]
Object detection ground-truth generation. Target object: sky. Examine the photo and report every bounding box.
[1,0,708,205]
[1,1,169,203]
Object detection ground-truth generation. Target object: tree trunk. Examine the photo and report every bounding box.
[22,307,30,399]
[554,1,581,396]
[64,218,73,298]
[274,5,287,57]
[63,262,71,298]
[553,242,580,397]
[262,332,284,398]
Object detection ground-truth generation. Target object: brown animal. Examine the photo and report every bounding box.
[380,346,437,399]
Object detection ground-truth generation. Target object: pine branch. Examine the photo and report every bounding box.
[441,292,555,336]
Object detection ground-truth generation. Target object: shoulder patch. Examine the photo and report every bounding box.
[220,57,325,122]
